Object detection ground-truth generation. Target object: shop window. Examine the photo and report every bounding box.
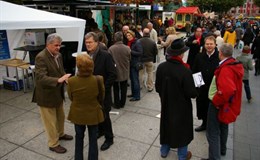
[177,14,182,21]
[185,14,191,21]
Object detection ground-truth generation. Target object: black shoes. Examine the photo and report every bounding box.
[129,98,140,101]
[100,141,113,151]
[195,125,206,132]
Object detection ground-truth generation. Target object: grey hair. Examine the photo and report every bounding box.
[46,33,62,44]
[147,22,153,27]
[114,31,123,42]
[219,43,233,57]
[85,32,99,42]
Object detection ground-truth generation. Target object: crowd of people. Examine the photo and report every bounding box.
[31,14,259,160]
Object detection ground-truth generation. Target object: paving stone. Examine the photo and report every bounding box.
[0,103,26,124]
[134,93,161,111]
[96,136,150,160]
[0,89,24,103]
[0,112,44,145]
[113,112,159,144]
[0,139,18,158]
[23,122,77,160]
[4,92,36,111]
[0,147,52,160]
[234,141,251,160]
[251,145,260,160]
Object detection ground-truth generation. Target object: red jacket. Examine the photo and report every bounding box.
[212,57,244,123]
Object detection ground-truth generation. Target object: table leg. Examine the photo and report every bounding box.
[15,67,20,90]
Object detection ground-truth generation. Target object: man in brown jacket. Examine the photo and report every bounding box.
[32,33,73,153]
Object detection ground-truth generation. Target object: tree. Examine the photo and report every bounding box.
[192,0,244,13]
[254,0,260,7]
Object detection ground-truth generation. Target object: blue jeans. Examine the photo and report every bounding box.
[160,144,188,160]
[74,124,98,160]
[206,102,229,160]
[130,66,140,99]
[243,80,252,100]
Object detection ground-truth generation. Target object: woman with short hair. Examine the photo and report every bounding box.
[67,53,105,160]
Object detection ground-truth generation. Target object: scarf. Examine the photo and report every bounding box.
[127,38,135,47]
[195,35,202,45]
[170,56,190,69]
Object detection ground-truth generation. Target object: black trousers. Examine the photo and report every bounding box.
[98,109,114,143]
[113,80,128,108]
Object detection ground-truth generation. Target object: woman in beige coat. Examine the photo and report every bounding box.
[159,27,178,49]
[67,53,105,160]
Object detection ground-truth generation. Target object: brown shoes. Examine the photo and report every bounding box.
[49,145,67,153]
[59,134,73,140]
[186,151,192,160]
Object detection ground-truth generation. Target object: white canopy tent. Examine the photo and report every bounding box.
[0,0,86,55]
[0,1,86,84]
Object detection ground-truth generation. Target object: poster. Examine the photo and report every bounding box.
[0,30,10,60]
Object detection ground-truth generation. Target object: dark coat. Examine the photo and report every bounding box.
[139,36,158,63]
[192,49,220,119]
[186,35,204,70]
[155,59,197,148]
[32,49,66,108]
[242,28,255,45]
[92,48,117,112]
[252,35,260,59]
[130,39,143,67]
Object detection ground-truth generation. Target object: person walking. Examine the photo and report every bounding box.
[32,33,73,154]
[139,28,158,92]
[108,32,131,108]
[67,54,105,160]
[85,32,117,151]
[192,36,220,132]
[202,43,244,160]
[155,38,197,159]
[236,45,254,103]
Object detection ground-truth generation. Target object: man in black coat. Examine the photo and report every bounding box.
[252,32,260,76]
[192,36,220,132]
[85,32,117,151]
[186,27,204,70]
[155,39,197,159]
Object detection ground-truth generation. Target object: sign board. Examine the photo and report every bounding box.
[0,30,10,60]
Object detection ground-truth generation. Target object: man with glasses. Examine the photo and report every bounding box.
[85,32,117,151]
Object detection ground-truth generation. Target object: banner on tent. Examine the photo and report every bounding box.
[0,30,11,60]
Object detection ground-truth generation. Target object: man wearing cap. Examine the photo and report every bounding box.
[155,39,197,159]
[236,45,253,103]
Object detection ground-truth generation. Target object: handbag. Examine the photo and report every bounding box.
[135,62,144,70]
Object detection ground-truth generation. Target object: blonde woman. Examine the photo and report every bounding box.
[67,53,105,160]
[159,27,178,49]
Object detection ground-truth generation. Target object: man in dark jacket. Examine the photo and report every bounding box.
[252,32,260,76]
[85,32,117,151]
[139,28,158,92]
[155,39,197,159]
[192,36,220,132]
[186,27,204,70]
